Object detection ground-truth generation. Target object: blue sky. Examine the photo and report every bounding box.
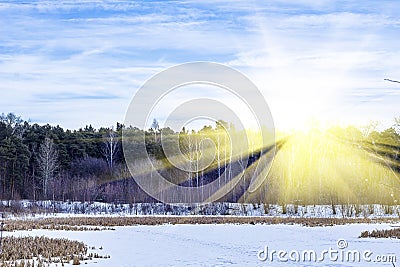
[0,0,399,130]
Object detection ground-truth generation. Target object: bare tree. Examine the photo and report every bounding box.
[0,113,25,138]
[102,127,119,173]
[360,120,379,139]
[395,117,400,134]
[151,118,159,143]
[37,137,59,199]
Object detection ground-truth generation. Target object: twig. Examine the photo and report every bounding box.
[384,78,400,84]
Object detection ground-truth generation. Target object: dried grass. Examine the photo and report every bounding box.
[360,227,400,239]
[3,216,399,231]
[0,236,110,266]
[0,236,87,267]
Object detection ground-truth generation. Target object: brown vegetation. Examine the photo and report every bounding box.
[0,236,110,267]
[0,236,86,266]
[360,227,400,239]
[3,216,400,231]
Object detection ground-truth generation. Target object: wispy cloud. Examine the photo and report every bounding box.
[33,92,121,102]
[0,0,399,129]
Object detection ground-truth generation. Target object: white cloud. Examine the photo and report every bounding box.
[0,0,399,130]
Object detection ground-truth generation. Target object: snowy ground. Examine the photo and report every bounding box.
[5,223,400,267]
[4,200,400,218]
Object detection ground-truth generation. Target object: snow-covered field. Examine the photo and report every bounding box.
[3,200,399,266]
[5,223,400,267]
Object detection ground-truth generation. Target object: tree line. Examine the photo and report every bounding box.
[0,112,399,205]
[0,113,125,202]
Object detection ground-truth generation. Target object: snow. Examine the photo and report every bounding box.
[5,223,400,266]
[4,200,400,218]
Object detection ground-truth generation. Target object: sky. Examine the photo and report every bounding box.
[0,0,399,131]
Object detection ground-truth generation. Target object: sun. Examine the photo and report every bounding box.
[241,128,400,204]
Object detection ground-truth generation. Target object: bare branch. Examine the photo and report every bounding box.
[384,78,400,84]
[102,127,119,172]
[37,137,59,198]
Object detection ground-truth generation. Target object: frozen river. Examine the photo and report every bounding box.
[6,223,400,266]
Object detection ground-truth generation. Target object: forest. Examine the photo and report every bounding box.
[0,112,399,205]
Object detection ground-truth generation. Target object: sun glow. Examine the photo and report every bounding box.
[254,70,346,132]
[242,129,400,205]
[122,122,400,205]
